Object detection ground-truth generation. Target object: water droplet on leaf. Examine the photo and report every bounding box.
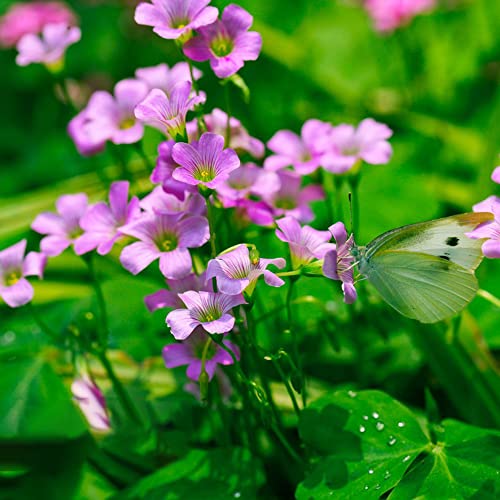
[362,415,369,421]
[398,421,406,428]
[348,390,357,398]
[387,436,397,446]
[368,469,374,475]
[359,425,366,433]
[376,421,385,431]
[402,455,411,463]
[372,412,379,419]
[384,471,391,480]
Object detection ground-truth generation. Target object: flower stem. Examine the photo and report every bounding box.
[276,270,302,277]
[271,422,304,464]
[223,84,232,148]
[85,255,109,345]
[205,195,218,258]
[286,277,306,407]
[270,355,301,417]
[477,289,500,308]
[97,349,143,425]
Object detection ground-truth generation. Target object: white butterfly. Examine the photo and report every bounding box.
[353,213,493,323]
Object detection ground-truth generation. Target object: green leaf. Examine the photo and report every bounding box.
[297,390,430,499]
[388,420,500,500]
[116,447,265,499]
[297,391,500,499]
[0,355,87,440]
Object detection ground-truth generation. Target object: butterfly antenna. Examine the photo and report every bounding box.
[348,192,355,238]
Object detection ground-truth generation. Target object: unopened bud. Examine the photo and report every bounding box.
[249,247,260,265]
[199,370,210,403]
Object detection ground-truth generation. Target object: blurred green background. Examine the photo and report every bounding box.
[0,1,499,497]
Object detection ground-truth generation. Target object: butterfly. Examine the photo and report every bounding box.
[353,212,493,323]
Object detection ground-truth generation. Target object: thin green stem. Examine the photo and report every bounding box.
[286,278,306,407]
[205,196,218,258]
[271,422,304,464]
[86,255,109,345]
[223,84,232,147]
[477,289,500,308]
[97,349,143,425]
[276,270,302,277]
[271,356,301,417]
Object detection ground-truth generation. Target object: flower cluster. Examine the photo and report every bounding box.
[467,166,500,259]
[365,0,437,33]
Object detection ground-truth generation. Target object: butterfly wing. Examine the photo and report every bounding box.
[366,250,478,323]
[365,212,492,270]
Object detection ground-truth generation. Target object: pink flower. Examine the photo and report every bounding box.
[171,132,240,189]
[183,4,262,79]
[0,240,46,308]
[365,0,436,33]
[68,79,149,155]
[145,272,212,312]
[16,22,80,67]
[166,290,246,340]
[187,108,264,158]
[140,185,206,217]
[275,216,334,270]
[76,181,141,255]
[31,193,88,256]
[0,2,76,48]
[323,222,357,304]
[134,81,204,139]
[262,171,324,223]
[206,244,285,295]
[163,327,239,381]
[264,120,333,175]
[135,62,202,94]
[320,118,393,174]
[466,197,500,259]
[135,0,218,40]
[151,140,197,199]
[119,212,209,279]
[71,376,110,432]
[492,166,500,184]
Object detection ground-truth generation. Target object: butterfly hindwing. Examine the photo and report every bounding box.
[365,213,492,271]
[366,250,478,323]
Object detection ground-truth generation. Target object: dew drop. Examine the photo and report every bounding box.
[348,390,357,398]
[362,415,369,421]
[364,485,369,491]
[359,425,366,433]
[398,421,406,428]
[375,421,385,431]
[387,436,397,446]
[368,469,374,475]
[375,484,381,491]
[372,412,379,419]
[402,455,411,463]
[1,331,16,345]
[233,492,241,498]
[384,471,391,480]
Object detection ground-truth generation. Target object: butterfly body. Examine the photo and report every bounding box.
[353,212,493,323]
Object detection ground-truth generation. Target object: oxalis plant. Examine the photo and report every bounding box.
[1,1,499,499]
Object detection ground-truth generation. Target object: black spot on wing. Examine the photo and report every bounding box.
[446,237,459,247]
[439,255,450,261]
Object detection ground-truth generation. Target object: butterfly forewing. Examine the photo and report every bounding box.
[366,251,479,323]
[365,212,492,271]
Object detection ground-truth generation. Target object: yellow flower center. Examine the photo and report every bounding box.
[120,118,136,130]
[194,166,216,183]
[275,197,297,210]
[211,35,234,57]
[5,271,21,286]
[160,233,178,252]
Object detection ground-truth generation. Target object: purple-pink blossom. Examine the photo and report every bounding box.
[466,197,500,259]
[68,79,149,155]
[0,2,76,47]
[262,171,324,223]
[275,216,334,269]
[323,222,357,304]
[16,22,80,67]
[0,240,46,308]
[171,132,240,189]
[187,108,264,158]
[151,140,197,199]
[216,163,280,207]
[31,193,88,256]
[76,181,141,256]
[135,62,202,94]
[264,120,333,175]
[320,118,393,174]
[140,185,206,217]
[134,81,204,139]
[365,0,436,33]
[206,244,285,295]
[183,4,262,79]
[135,0,218,40]
[163,327,239,381]
[166,290,246,340]
[71,376,110,432]
[234,199,275,227]
[492,166,500,184]
[145,271,212,312]
[119,212,209,279]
